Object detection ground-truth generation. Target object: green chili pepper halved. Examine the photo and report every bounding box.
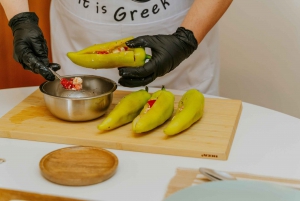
[67,37,151,69]
[132,86,175,134]
[164,89,205,135]
[97,87,151,131]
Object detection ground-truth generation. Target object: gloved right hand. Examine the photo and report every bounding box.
[8,12,60,81]
[118,27,198,87]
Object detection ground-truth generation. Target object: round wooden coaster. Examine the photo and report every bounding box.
[39,146,118,186]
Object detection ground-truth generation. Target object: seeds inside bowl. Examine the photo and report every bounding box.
[61,77,83,90]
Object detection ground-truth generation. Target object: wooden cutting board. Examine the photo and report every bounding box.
[0,89,242,160]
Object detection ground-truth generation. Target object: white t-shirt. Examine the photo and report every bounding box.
[50,0,220,95]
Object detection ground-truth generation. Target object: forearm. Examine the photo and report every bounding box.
[0,0,29,20]
[181,0,233,43]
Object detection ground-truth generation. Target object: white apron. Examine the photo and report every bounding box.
[50,0,220,95]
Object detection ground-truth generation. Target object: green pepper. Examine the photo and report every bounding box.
[132,86,175,133]
[164,89,205,135]
[98,87,151,131]
[67,37,151,69]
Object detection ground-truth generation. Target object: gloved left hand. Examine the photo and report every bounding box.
[118,27,198,87]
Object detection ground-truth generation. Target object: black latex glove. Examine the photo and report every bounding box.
[8,12,60,81]
[118,27,198,87]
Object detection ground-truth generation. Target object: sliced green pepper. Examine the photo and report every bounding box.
[98,87,151,131]
[67,37,151,69]
[164,89,205,135]
[132,86,175,133]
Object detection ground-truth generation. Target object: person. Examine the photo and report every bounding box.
[0,0,233,95]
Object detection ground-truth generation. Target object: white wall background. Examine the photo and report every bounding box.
[219,0,300,119]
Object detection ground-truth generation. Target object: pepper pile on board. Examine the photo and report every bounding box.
[98,86,205,136]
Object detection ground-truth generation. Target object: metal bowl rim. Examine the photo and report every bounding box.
[39,74,117,100]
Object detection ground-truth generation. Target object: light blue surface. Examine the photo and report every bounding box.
[164,181,300,201]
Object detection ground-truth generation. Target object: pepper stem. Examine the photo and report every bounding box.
[161,85,165,90]
[145,86,149,92]
[145,54,152,60]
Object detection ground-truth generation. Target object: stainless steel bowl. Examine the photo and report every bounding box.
[39,75,117,121]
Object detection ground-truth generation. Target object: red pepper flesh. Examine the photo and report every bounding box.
[147,100,156,108]
[61,78,75,89]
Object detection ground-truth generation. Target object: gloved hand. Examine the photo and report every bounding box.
[8,12,60,81]
[118,27,198,87]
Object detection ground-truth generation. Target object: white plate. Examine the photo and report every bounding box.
[164,181,300,201]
